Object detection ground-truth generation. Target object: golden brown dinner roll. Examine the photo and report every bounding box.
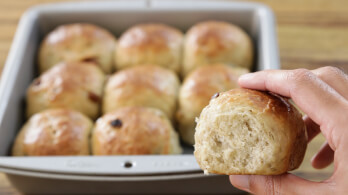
[177,64,249,145]
[39,23,116,74]
[194,89,307,175]
[182,21,254,77]
[115,23,183,73]
[12,109,93,156]
[92,106,182,155]
[27,62,105,119]
[102,65,180,120]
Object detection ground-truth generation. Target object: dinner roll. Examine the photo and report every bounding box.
[12,109,92,156]
[115,23,183,73]
[27,62,105,119]
[92,106,182,155]
[103,65,179,120]
[183,21,253,77]
[194,89,307,175]
[177,64,249,145]
[39,23,116,74]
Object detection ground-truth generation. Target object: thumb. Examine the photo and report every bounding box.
[229,173,330,195]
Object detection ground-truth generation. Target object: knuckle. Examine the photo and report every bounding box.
[248,176,282,195]
[265,176,282,195]
[286,69,316,91]
[289,69,314,83]
[318,66,344,77]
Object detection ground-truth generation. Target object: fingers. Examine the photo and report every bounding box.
[304,116,321,142]
[311,142,334,169]
[304,116,334,168]
[312,66,348,99]
[239,69,348,149]
[229,174,330,195]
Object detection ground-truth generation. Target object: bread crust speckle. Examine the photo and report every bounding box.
[183,21,254,77]
[27,62,105,119]
[115,23,183,73]
[39,23,116,74]
[12,109,93,156]
[92,106,182,155]
[177,64,249,145]
[103,65,179,120]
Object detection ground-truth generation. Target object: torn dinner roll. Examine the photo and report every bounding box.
[194,88,307,175]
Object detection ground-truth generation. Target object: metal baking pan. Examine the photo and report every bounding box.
[0,0,280,194]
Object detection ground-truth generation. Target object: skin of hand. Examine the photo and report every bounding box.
[229,67,348,195]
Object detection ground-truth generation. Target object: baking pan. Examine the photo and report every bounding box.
[0,0,280,194]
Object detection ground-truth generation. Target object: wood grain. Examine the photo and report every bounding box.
[0,173,21,194]
[1,0,347,193]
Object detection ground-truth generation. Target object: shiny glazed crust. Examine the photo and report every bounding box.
[183,21,254,77]
[102,65,180,120]
[12,109,93,156]
[39,23,116,74]
[26,62,105,119]
[92,106,182,155]
[115,23,183,73]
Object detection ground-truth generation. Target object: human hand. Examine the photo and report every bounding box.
[229,67,348,194]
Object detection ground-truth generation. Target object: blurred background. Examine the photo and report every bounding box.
[1,0,347,73]
[0,0,347,194]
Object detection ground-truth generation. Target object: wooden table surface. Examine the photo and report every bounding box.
[1,0,347,194]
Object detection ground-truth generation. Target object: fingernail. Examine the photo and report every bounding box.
[239,73,255,81]
[229,175,250,192]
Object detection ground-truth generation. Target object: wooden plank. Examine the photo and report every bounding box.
[0,0,346,193]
